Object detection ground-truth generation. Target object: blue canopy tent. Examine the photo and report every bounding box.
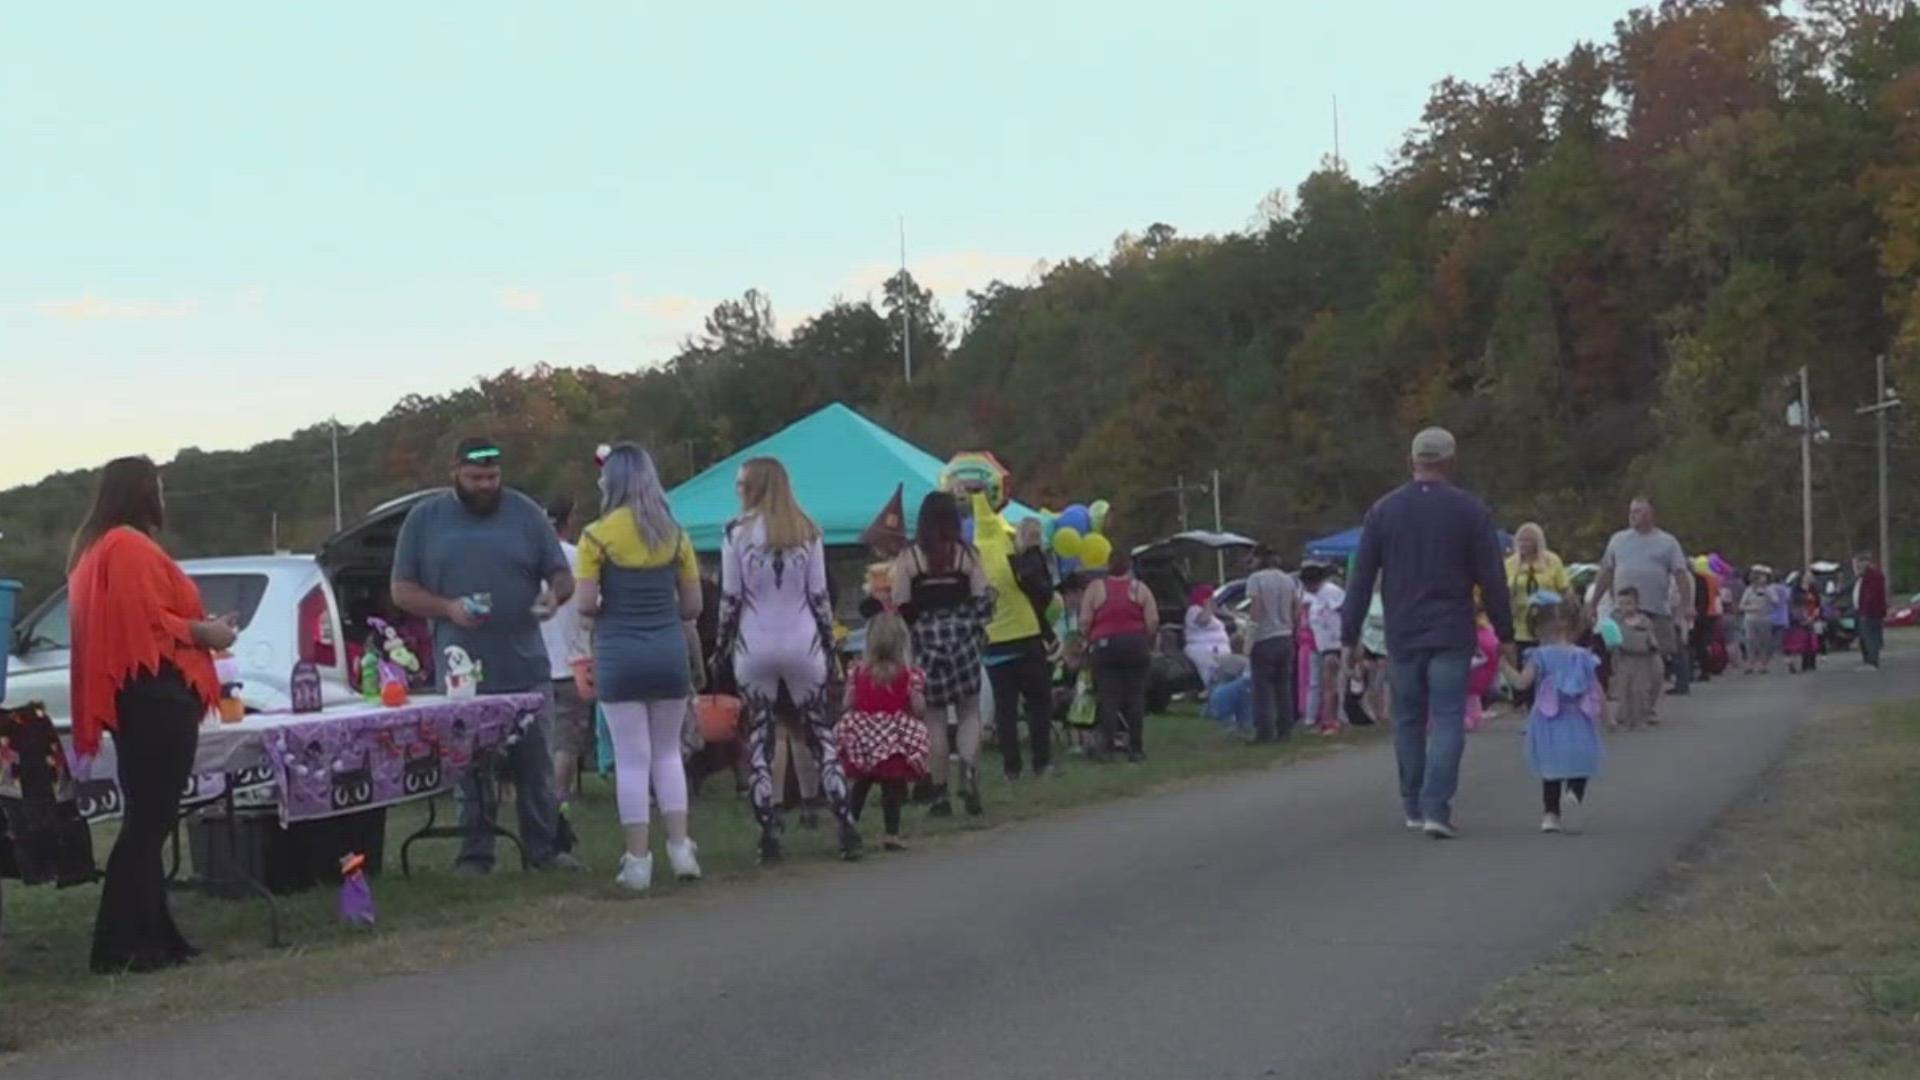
[1304,525,1513,565]
[669,402,1035,553]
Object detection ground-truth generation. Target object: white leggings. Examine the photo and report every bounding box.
[600,698,691,826]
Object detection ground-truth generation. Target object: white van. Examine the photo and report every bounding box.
[3,489,442,723]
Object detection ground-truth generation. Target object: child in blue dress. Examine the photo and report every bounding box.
[1502,595,1606,834]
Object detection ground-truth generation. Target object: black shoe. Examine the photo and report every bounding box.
[757,834,784,865]
[963,786,983,816]
[1127,752,1146,765]
[838,823,864,861]
[928,798,953,819]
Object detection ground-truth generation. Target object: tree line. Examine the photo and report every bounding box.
[4,0,1919,613]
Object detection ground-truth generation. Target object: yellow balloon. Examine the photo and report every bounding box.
[1080,534,1113,568]
[1052,527,1083,558]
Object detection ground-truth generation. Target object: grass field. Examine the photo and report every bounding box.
[1394,700,1920,1080]
[0,707,1361,1054]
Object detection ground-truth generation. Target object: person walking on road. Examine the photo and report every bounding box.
[392,438,583,875]
[721,458,863,863]
[1244,546,1299,742]
[1501,596,1605,834]
[1738,566,1777,675]
[1341,428,1514,840]
[1504,523,1571,704]
[1592,497,1694,701]
[1853,552,1888,670]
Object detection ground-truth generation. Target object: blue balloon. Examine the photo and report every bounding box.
[1059,504,1092,534]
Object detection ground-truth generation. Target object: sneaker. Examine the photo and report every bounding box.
[882,835,909,852]
[615,852,653,893]
[546,852,589,873]
[838,823,865,862]
[666,839,702,881]
[927,797,953,819]
[1422,820,1460,840]
[1404,817,1425,831]
[1540,814,1563,834]
[757,834,784,865]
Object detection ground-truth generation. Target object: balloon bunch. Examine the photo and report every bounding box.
[1038,499,1113,572]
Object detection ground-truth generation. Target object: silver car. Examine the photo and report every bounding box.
[4,554,356,722]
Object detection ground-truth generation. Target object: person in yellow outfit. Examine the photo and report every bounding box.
[969,492,1059,783]
[1505,522,1572,709]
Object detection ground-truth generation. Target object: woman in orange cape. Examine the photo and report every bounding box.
[68,457,236,974]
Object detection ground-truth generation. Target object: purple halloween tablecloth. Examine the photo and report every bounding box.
[255,694,540,824]
[65,693,540,824]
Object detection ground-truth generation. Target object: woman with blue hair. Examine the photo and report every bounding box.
[575,443,705,892]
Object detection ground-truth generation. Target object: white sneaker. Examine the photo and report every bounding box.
[1541,813,1563,834]
[616,852,653,893]
[1423,820,1460,840]
[667,839,702,881]
[1404,817,1425,831]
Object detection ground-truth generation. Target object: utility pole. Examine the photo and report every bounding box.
[1212,468,1226,582]
[271,511,279,553]
[331,416,344,531]
[1175,474,1191,533]
[1799,366,1814,575]
[899,215,912,385]
[1332,95,1342,173]
[1856,354,1903,589]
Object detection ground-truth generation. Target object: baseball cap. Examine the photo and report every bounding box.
[1411,427,1457,464]
[454,437,503,466]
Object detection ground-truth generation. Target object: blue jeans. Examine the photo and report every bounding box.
[1389,648,1473,825]
[457,682,566,870]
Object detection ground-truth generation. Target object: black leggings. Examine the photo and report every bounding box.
[1542,778,1589,815]
[988,641,1053,776]
[94,665,202,974]
[1092,634,1152,757]
[849,778,907,835]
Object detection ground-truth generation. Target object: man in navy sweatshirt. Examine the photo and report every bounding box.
[1341,428,1514,839]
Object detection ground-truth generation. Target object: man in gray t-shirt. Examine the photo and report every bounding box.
[1244,548,1300,742]
[391,437,581,873]
[1595,496,1695,698]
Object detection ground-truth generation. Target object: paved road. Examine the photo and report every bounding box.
[14,650,1916,1080]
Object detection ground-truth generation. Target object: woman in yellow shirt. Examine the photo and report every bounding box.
[1505,522,1572,651]
[576,443,704,893]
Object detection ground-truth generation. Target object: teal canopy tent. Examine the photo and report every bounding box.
[669,403,1035,553]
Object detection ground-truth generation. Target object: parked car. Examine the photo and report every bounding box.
[5,555,354,722]
[3,488,446,726]
[1131,531,1257,712]
[1889,592,1920,629]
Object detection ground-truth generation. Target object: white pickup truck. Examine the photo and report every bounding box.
[3,490,440,723]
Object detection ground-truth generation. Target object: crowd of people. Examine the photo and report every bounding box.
[55,425,1895,973]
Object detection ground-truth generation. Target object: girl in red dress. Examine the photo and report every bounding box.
[837,613,929,850]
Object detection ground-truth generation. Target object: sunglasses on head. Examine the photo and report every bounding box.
[461,447,502,465]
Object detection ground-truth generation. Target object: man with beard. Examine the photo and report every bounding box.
[392,437,584,874]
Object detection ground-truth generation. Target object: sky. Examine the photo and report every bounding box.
[1,1,1633,492]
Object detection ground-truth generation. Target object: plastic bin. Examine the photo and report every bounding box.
[0,580,19,701]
